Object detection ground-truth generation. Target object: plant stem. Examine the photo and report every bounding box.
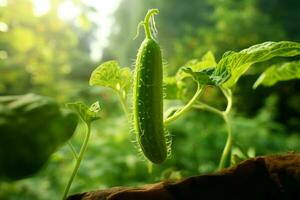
[218,114,232,170]
[218,87,233,169]
[193,86,233,170]
[68,141,78,159]
[193,103,223,117]
[220,86,232,114]
[117,91,130,117]
[62,123,91,200]
[164,85,204,125]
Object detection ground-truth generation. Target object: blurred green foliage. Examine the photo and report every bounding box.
[0,94,77,181]
[0,0,96,99]
[0,0,299,199]
[108,0,300,67]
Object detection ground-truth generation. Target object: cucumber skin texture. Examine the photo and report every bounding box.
[133,38,167,164]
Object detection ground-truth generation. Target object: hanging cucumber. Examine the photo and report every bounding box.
[133,9,168,164]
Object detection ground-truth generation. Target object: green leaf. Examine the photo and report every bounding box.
[89,60,132,94]
[119,67,132,93]
[253,61,300,88]
[181,67,216,85]
[184,51,217,71]
[213,41,300,87]
[67,101,101,124]
[177,51,217,82]
[0,94,78,181]
[169,52,217,99]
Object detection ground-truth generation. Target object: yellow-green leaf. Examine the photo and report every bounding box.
[89,60,132,94]
[214,41,300,87]
[253,61,300,88]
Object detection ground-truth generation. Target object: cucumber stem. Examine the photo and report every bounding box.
[143,9,159,39]
[68,141,78,159]
[192,87,233,170]
[218,114,232,170]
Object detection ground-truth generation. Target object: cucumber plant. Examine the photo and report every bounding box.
[90,9,300,169]
[50,36,300,199]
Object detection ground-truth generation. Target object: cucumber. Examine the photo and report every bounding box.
[133,9,167,164]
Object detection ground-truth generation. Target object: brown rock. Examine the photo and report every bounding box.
[67,153,300,200]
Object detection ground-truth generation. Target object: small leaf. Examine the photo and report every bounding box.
[89,60,119,88]
[185,51,217,71]
[181,67,216,85]
[253,61,300,88]
[213,41,300,87]
[89,60,132,94]
[67,101,101,124]
[177,51,217,82]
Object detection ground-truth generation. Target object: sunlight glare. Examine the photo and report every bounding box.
[33,0,50,16]
[58,1,80,20]
[0,21,8,32]
[83,0,121,60]
[0,0,7,7]
[33,0,122,61]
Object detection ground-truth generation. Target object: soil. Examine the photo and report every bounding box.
[67,153,300,200]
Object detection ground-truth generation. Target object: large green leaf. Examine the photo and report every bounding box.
[89,60,132,95]
[253,61,300,88]
[0,94,78,181]
[213,41,300,87]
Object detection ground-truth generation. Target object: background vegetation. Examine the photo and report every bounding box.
[0,0,299,199]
